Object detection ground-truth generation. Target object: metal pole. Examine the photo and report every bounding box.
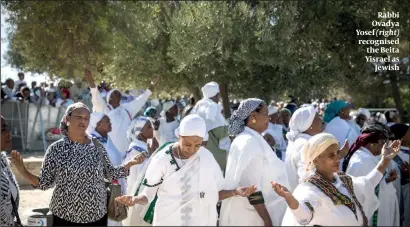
[16,103,26,151]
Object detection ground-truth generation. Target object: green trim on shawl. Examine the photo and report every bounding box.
[133,142,173,224]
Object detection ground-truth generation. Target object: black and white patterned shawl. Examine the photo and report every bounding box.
[0,151,20,226]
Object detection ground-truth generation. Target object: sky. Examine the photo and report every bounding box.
[1,8,48,85]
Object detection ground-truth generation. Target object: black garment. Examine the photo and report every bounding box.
[52,214,108,226]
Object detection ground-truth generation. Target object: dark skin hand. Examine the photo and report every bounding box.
[385,169,398,183]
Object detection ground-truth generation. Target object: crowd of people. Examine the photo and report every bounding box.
[0,67,409,226]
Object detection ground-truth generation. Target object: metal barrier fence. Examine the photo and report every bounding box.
[2,100,68,152]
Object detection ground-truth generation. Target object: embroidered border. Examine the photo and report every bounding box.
[248,191,265,205]
[339,173,368,226]
[167,145,181,171]
[142,178,163,187]
[307,173,358,220]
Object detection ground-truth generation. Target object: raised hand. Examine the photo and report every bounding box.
[271,181,292,199]
[84,65,96,88]
[234,185,257,197]
[148,74,160,92]
[339,140,349,159]
[10,150,27,173]
[381,140,401,161]
[132,152,146,165]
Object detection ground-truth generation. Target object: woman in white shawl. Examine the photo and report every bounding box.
[323,100,356,149]
[219,98,290,226]
[117,114,256,226]
[273,133,401,226]
[123,117,157,195]
[343,121,400,226]
[285,106,324,192]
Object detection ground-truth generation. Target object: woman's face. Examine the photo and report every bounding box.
[1,117,12,150]
[269,112,280,124]
[339,106,351,120]
[355,114,367,128]
[315,143,340,173]
[280,111,291,126]
[309,113,324,135]
[140,121,154,139]
[22,89,30,98]
[66,108,90,134]
[96,115,112,134]
[178,136,203,158]
[249,104,270,133]
[368,139,388,156]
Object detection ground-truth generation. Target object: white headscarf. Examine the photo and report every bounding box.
[268,105,278,116]
[106,89,121,104]
[286,106,317,142]
[178,114,207,139]
[357,108,371,120]
[161,101,176,117]
[86,112,105,134]
[201,81,220,98]
[302,133,339,171]
[127,116,150,142]
[174,126,209,141]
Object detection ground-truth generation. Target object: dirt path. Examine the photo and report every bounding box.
[18,185,54,225]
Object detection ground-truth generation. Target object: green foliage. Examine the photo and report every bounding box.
[2,0,410,110]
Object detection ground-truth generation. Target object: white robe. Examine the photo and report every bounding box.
[138,144,224,226]
[324,116,356,149]
[347,119,361,142]
[282,169,382,226]
[394,147,410,225]
[219,127,290,226]
[268,123,287,159]
[285,133,312,192]
[346,147,400,226]
[123,140,150,195]
[153,118,179,147]
[90,87,151,153]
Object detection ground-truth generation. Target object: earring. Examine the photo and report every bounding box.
[310,127,313,129]
[252,118,256,124]
[67,122,70,126]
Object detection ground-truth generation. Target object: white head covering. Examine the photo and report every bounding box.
[175,126,209,141]
[127,116,150,142]
[106,89,121,103]
[286,106,317,142]
[357,108,371,120]
[268,105,278,116]
[302,133,339,171]
[161,101,176,117]
[177,114,207,139]
[201,81,220,99]
[86,112,105,134]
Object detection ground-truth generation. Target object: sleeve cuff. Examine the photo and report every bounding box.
[291,202,314,225]
[145,89,152,96]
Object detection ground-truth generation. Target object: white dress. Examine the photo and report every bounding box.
[220,127,290,226]
[153,118,179,147]
[127,143,225,226]
[282,169,382,226]
[285,133,312,192]
[346,147,400,226]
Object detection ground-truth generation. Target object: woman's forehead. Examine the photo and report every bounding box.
[71,108,90,116]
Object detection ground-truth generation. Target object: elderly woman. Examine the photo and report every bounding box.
[117,114,256,226]
[219,98,290,226]
[273,133,401,226]
[323,100,357,149]
[284,106,326,192]
[390,123,410,226]
[343,121,400,226]
[11,102,146,226]
[0,116,22,226]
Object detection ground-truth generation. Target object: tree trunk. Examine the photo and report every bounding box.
[220,83,231,118]
[190,86,202,105]
[389,72,404,114]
